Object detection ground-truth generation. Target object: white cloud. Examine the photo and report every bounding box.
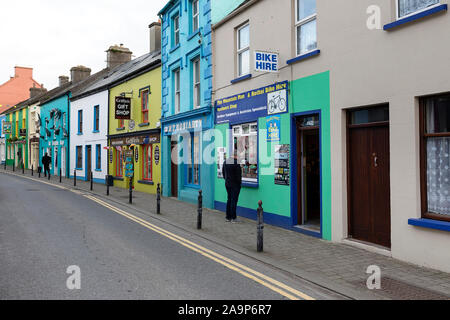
[0,0,167,90]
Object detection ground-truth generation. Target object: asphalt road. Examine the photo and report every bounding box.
[0,173,344,300]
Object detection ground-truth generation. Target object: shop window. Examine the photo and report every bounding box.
[296,0,317,56]
[192,0,199,33]
[142,145,153,181]
[96,144,101,170]
[232,122,258,183]
[141,89,149,123]
[398,0,439,18]
[237,24,250,77]
[186,133,200,185]
[420,95,450,222]
[192,58,201,109]
[76,146,82,169]
[116,148,123,177]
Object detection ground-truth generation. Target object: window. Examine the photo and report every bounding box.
[420,95,450,222]
[232,122,258,183]
[142,145,153,181]
[96,144,101,170]
[237,24,250,77]
[63,113,66,131]
[174,69,181,114]
[173,15,180,46]
[192,58,201,109]
[116,148,123,177]
[94,105,99,132]
[187,133,200,185]
[78,110,83,134]
[296,0,317,56]
[192,0,199,32]
[76,146,82,169]
[141,90,149,123]
[398,0,439,18]
[118,118,125,128]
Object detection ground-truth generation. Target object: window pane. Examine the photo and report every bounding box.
[426,137,450,216]
[239,49,250,76]
[148,145,152,180]
[232,122,258,182]
[398,0,439,18]
[350,106,389,125]
[425,96,450,134]
[238,25,249,50]
[297,0,316,21]
[297,19,317,55]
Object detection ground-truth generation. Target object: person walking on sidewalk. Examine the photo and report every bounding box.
[222,151,242,223]
[42,153,51,177]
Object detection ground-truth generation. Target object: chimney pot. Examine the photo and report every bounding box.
[106,44,132,69]
[59,76,69,86]
[70,66,91,84]
[149,22,161,53]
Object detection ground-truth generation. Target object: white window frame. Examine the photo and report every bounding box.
[173,15,180,46]
[193,58,201,109]
[396,0,441,20]
[237,23,250,77]
[232,122,258,183]
[192,0,199,33]
[295,0,317,57]
[174,69,181,114]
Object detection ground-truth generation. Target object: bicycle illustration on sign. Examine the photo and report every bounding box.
[267,89,287,115]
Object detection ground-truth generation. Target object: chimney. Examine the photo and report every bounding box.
[30,85,47,98]
[70,66,91,83]
[106,44,132,69]
[149,22,161,53]
[59,76,69,86]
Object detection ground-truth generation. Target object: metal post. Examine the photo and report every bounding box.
[129,178,132,204]
[156,183,161,214]
[4,161,6,171]
[90,172,93,191]
[39,168,41,178]
[74,170,76,186]
[257,200,264,253]
[197,190,203,230]
[13,163,15,172]
[60,169,62,183]
[48,170,50,180]
[22,163,25,174]
[106,176,110,196]
[31,165,34,176]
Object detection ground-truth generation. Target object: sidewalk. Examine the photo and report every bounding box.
[3,167,450,300]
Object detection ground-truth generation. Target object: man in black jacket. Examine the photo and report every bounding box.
[42,153,51,177]
[222,152,242,223]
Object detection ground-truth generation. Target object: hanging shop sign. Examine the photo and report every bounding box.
[215,81,288,124]
[154,146,160,165]
[2,122,12,134]
[110,133,160,147]
[274,144,290,186]
[109,149,113,164]
[134,147,139,163]
[124,150,134,178]
[266,115,281,142]
[115,97,131,120]
[19,129,27,137]
[163,118,204,136]
[254,51,279,73]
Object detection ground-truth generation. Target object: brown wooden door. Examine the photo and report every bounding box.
[348,124,391,248]
[171,141,178,198]
[87,146,92,181]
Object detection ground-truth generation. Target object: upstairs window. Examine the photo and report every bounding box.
[398,0,439,18]
[237,24,250,77]
[141,89,149,123]
[173,15,180,46]
[93,105,99,132]
[296,0,317,56]
[192,58,201,109]
[174,69,181,114]
[192,0,199,33]
[78,110,83,134]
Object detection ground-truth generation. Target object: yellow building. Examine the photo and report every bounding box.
[108,52,162,194]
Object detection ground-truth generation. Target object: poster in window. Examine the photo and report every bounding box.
[267,115,281,141]
[154,146,160,165]
[274,144,290,186]
[124,150,134,178]
[217,147,227,179]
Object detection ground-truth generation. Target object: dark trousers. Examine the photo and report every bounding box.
[44,166,50,177]
[226,185,241,220]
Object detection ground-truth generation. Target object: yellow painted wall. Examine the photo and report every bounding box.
[108,66,162,194]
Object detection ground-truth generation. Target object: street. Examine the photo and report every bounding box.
[0,173,344,300]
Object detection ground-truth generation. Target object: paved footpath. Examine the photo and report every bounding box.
[2,167,450,300]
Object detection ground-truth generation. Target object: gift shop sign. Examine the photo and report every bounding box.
[115,97,131,120]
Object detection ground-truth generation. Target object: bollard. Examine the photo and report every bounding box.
[257,200,264,253]
[90,172,93,191]
[106,176,110,196]
[74,170,77,186]
[129,179,133,204]
[197,190,203,230]
[39,168,41,178]
[4,161,6,171]
[13,164,15,172]
[156,183,161,214]
[59,169,62,183]
[22,163,25,174]
[48,170,51,180]
[31,165,34,176]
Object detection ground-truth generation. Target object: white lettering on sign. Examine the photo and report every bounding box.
[254,51,278,73]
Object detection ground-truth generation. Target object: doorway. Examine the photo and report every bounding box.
[347,105,391,248]
[86,146,92,181]
[54,146,59,175]
[61,147,66,177]
[171,140,178,198]
[296,114,321,231]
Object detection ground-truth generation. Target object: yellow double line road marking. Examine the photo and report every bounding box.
[85,195,315,301]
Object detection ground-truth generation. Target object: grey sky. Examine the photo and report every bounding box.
[0,0,167,90]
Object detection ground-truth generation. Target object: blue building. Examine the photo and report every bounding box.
[159,0,215,208]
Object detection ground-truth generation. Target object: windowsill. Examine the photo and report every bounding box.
[242,182,258,188]
[138,180,154,185]
[138,123,150,127]
[408,218,450,232]
[231,74,252,84]
[287,49,320,65]
[95,169,102,172]
[384,4,448,30]
[113,177,124,181]
[184,184,201,190]
[75,168,83,171]
[116,127,125,131]
[187,30,200,41]
[92,130,100,133]
[170,44,180,53]
[77,133,83,136]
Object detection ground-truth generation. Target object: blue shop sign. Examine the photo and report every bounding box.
[215,81,288,124]
[163,117,206,136]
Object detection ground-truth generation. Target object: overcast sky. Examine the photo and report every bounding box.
[0,0,167,90]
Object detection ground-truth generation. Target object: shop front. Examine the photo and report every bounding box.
[108,130,161,194]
